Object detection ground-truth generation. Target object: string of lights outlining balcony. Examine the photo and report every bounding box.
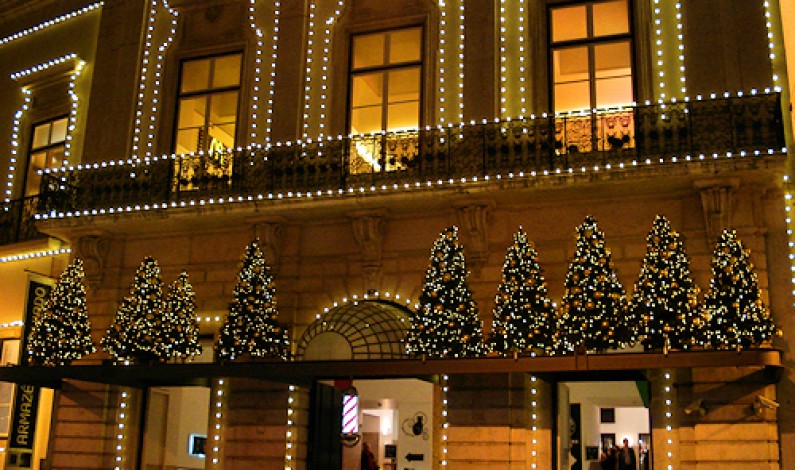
[0,248,71,264]
[0,2,103,46]
[247,0,280,144]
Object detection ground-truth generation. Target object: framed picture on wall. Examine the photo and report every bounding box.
[586,446,600,460]
[601,433,616,451]
[600,407,615,423]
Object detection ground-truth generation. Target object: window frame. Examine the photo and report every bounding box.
[172,51,244,155]
[22,115,69,197]
[346,26,425,135]
[547,0,637,113]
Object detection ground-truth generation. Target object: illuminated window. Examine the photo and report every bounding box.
[174,54,242,154]
[0,340,20,435]
[550,0,633,113]
[349,28,422,135]
[24,117,68,197]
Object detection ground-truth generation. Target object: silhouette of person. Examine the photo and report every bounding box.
[361,442,377,470]
[618,438,636,470]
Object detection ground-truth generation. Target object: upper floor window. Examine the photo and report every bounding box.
[174,53,242,154]
[349,27,422,134]
[25,117,67,197]
[550,0,633,113]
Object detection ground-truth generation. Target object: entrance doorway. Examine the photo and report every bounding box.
[557,381,651,470]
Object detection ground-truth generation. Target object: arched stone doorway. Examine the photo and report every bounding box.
[295,300,411,360]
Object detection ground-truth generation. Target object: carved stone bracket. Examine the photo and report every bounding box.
[75,234,110,289]
[253,217,286,272]
[349,210,388,290]
[694,178,740,246]
[454,199,494,278]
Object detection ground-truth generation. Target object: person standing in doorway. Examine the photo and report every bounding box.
[361,442,378,470]
[618,438,637,470]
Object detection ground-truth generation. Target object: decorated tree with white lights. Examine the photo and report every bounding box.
[26,258,96,366]
[556,216,631,354]
[704,230,779,350]
[102,257,167,363]
[161,272,202,361]
[215,240,290,361]
[406,226,485,358]
[488,228,554,355]
[631,216,703,352]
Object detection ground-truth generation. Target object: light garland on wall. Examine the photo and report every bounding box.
[0,247,71,264]
[498,0,528,117]
[763,0,784,92]
[0,321,24,329]
[64,60,86,161]
[663,370,674,470]
[112,389,130,470]
[285,384,297,469]
[530,375,538,469]
[0,2,103,47]
[438,0,448,124]
[4,90,30,203]
[208,378,226,467]
[783,177,795,316]
[247,0,280,144]
[440,374,449,466]
[316,291,417,320]
[674,2,686,96]
[651,0,687,99]
[132,0,178,159]
[456,0,464,123]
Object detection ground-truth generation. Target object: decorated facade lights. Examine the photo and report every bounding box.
[132,0,178,159]
[112,389,130,470]
[64,60,86,161]
[763,0,784,92]
[9,53,79,80]
[0,2,103,46]
[301,1,316,139]
[663,370,675,470]
[285,384,297,469]
[456,0,464,123]
[316,291,417,320]
[498,0,528,116]
[0,248,71,264]
[0,321,24,329]
[437,0,464,124]
[247,0,280,144]
[783,177,795,311]
[441,374,449,467]
[651,0,686,99]
[530,375,538,469]
[438,0,447,124]
[674,2,686,96]
[4,89,31,202]
[209,378,226,467]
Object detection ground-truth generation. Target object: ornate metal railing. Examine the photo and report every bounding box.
[38,93,784,215]
[0,196,45,245]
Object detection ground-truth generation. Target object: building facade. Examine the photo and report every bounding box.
[0,0,793,469]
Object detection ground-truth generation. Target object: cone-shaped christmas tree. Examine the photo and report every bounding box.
[704,230,779,350]
[631,216,703,351]
[215,240,290,361]
[161,271,202,361]
[406,226,485,358]
[556,216,630,353]
[488,228,554,355]
[101,257,167,363]
[26,258,96,366]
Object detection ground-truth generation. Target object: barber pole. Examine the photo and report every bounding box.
[342,393,359,434]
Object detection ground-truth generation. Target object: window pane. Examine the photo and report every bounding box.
[552,5,587,42]
[50,118,68,144]
[352,73,384,108]
[387,102,419,131]
[351,106,382,134]
[353,33,386,69]
[178,97,207,129]
[25,151,47,196]
[555,82,591,112]
[593,0,629,37]
[0,404,9,435]
[212,54,242,89]
[554,47,589,83]
[388,28,421,64]
[596,76,633,108]
[595,42,632,78]
[176,129,201,154]
[208,91,239,124]
[388,68,420,103]
[208,123,236,149]
[181,59,211,93]
[32,123,50,149]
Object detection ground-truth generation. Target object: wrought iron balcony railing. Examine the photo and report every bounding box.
[0,196,46,245]
[38,93,784,216]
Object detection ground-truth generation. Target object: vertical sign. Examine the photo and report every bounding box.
[6,278,51,469]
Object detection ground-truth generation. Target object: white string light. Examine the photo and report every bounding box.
[112,389,130,470]
[64,60,86,162]
[209,378,226,467]
[0,2,103,47]
[0,321,24,329]
[441,374,449,466]
[530,375,538,469]
[498,0,528,117]
[4,90,30,203]
[0,247,71,264]
[9,53,79,80]
[132,0,178,159]
[247,1,280,144]
[285,385,297,469]
[317,291,416,320]
[763,1,784,92]
[663,370,675,470]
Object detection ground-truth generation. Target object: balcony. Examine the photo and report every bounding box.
[38,93,784,218]
[0,196,46,245]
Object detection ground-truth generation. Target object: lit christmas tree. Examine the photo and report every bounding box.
[101,257,167,363]
[161,271,202,361]
[488,228,554,355]
[556,216,630,354]
[704,230,780,350]
[215,240,290,361]
[631,216,703,352]
[26,258,96,366]
[406,226,485,358]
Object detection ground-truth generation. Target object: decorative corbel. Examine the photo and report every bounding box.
[350,210,388,290]
[454,199,494,278]
[75,234,110,289]
[253,217,286,273]
[694,178,740,246]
